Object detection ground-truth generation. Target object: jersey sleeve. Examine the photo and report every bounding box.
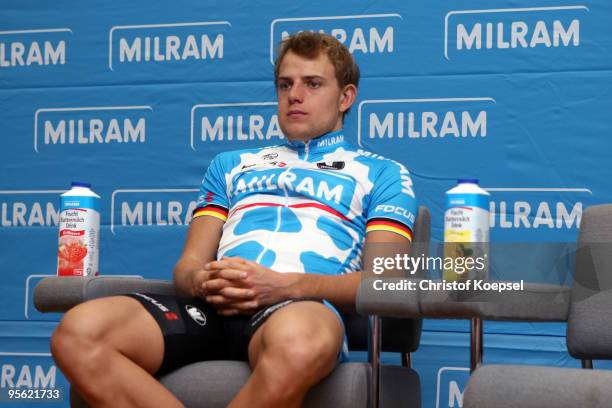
[365,161,418,241]
[192,154,230,223]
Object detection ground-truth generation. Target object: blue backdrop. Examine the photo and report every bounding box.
[1,1,611,406]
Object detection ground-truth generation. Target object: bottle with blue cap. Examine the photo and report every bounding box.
[57,182,101,276]
[443,179,490,281]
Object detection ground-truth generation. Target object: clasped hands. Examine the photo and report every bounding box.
[194,256,296,316]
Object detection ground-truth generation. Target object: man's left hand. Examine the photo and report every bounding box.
[203,256,299,315]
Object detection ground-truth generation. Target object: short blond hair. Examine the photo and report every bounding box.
[274,31,360,91]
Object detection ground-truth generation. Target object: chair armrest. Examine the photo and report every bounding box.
[356,278,421,318]
[357,278,570,321]
[473,282,570,321]
[34,276,176,313]
[420,281,570,321]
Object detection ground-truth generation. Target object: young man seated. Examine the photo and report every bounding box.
[50,31,417,408]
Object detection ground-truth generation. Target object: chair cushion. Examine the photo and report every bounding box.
[158,361,370,408]
[71,362,419,408]
[157,361,420,408]
[464,365,612,408]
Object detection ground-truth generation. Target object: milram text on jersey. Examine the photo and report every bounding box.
[193,130,417,276]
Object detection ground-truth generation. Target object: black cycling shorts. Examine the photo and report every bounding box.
[125,293,311,375]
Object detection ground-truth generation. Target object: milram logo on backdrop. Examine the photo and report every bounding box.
[357,97,495,146]
[108,21,230,70]
[485,187,590,239]
[269,13,401,63]
[0,190,62,228]
[0,28,70,68]
[1,353,57,391]
[436,367,469,408]
[34,106,152,152]
[444,5,589,59]
[110,189,199,234]
[190,102,284,150]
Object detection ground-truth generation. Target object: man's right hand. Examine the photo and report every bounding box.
[190,269,210,298]
[191,268,237,299]
[190,266,251,315]
[172,215,224,298]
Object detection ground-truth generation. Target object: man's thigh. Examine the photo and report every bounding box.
[247,301,344,367]
[56,295,164,374]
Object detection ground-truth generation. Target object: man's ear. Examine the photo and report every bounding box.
[339,84,357,113]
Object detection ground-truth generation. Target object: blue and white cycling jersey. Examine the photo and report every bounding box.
[193,129,418,275]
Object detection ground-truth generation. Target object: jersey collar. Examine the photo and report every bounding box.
[285,130,348,160]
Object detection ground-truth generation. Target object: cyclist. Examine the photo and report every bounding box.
[51,31,417,408]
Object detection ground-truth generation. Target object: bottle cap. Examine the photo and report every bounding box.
[71,181,92,188]
[457,178,479,185]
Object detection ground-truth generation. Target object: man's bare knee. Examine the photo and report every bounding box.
[51,302,106,369]
[51,296,164,375]
[268,324,337,367]
[255,302,343,385]
[50,296,186,408]
[51,328,110,394]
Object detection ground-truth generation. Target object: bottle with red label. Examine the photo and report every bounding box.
[57,182,101,276]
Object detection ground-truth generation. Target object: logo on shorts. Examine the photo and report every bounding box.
[164,312,179,321]
[185,305,207,326]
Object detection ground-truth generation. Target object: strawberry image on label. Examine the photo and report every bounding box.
[57,239,88,276]
[58,240,88,263]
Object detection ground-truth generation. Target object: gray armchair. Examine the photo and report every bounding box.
[463,204,612,408]
[35,206,431,408]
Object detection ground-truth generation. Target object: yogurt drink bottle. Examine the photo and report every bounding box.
[57,182,101,276]
[443,179,490,281]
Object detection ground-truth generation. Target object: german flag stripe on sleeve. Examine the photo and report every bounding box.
[192,204,228,222]
[366,218,413,241]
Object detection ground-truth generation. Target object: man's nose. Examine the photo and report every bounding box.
[289,83,304,104]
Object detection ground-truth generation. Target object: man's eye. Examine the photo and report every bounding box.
[308,81,321,88]
[278,82,291,90]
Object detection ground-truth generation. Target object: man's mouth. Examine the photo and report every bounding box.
[287,110,307,118]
